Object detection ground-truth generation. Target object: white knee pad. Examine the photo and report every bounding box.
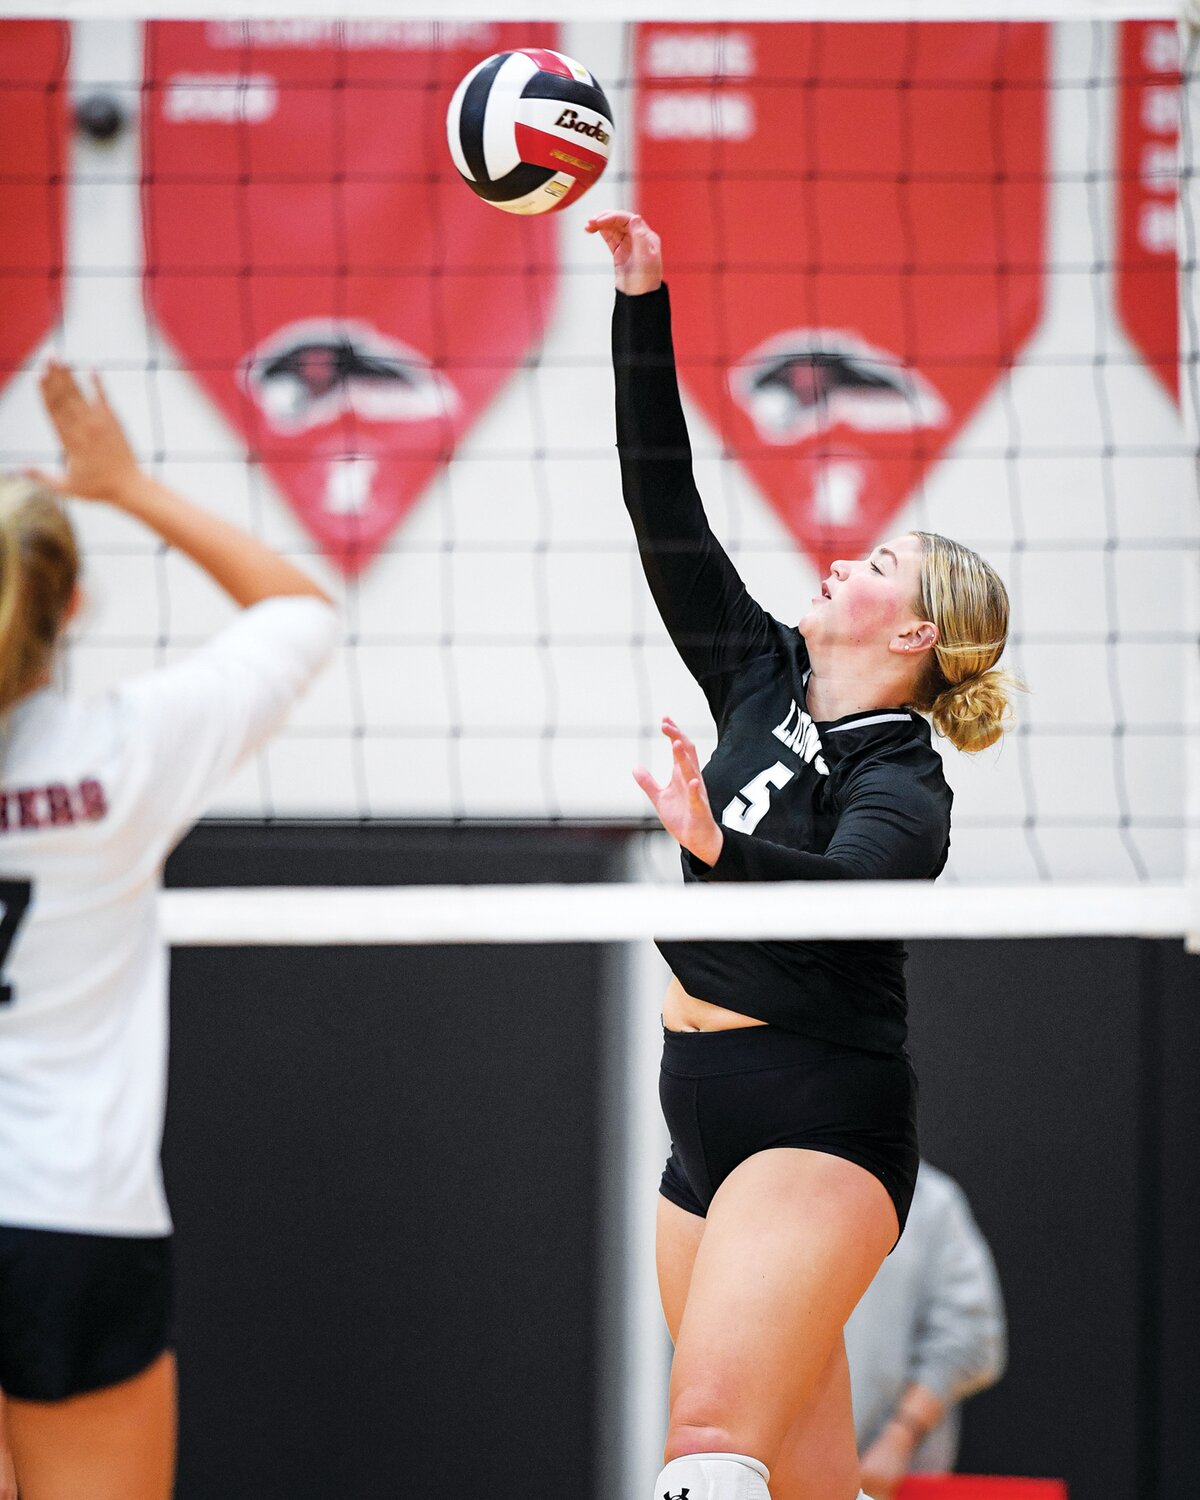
[654,1452,771,1500]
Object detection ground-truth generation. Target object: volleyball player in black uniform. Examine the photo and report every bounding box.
[586,211,1016,1500]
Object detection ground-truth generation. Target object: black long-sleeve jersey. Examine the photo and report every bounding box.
[614,285,953,1056]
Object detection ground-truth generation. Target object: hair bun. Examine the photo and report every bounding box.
[931,668,1020,753]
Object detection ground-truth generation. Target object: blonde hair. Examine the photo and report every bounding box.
[909,530,1020,753]
[0,475,79,716]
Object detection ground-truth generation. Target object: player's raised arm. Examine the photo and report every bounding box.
[587,213,772,712]
[31,361,330,608]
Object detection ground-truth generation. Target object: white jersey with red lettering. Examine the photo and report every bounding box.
[0,596,338,1236]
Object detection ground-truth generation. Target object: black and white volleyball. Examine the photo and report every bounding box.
[446,48,614,216]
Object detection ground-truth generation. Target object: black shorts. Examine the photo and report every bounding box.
[0,1224,173,1401]
[659,1024,920,1239]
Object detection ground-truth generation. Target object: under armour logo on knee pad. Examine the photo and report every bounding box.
[657,1453,771,1500]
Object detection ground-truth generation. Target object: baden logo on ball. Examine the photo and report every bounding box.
[446,48,614,215]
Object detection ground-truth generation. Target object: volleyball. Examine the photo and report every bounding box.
[446,48,614,216]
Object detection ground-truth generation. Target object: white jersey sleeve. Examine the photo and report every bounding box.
[115,595,339,849]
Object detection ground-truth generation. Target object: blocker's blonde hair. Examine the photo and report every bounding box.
[909,530,1020,753]
[0,475,79,716]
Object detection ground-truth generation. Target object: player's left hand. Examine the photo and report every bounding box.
[633,716,724,867]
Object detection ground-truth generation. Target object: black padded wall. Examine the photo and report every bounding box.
[163,826,623,1500]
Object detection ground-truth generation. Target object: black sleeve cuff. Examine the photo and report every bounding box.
[613,282,673,361]
[683,830,748,882]
[684,828,848,883]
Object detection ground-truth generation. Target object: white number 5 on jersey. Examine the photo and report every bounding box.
[721,762,795,836]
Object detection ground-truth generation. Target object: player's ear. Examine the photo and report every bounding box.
[891,620,938,656]
[63,581,85,626]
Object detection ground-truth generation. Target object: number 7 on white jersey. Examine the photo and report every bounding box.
[721,762,795,836]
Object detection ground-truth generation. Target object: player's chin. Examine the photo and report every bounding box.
[797,603,823,636]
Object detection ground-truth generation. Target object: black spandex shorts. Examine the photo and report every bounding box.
[659,1024,920,1238]
[0,1224,173,1401]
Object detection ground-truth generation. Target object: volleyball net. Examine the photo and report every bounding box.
[1,3,1198,944]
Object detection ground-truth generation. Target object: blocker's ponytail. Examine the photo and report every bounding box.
[0,475,79,716]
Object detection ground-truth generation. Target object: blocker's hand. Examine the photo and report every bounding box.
[634,716,724,867]
[28,361,142,504]
[584,210,663,296]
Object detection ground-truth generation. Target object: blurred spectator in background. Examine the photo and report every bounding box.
[846,1160,1007,1500]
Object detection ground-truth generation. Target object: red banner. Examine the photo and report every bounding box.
[635,23,1048,574]
[0,22,68,390]
[142,21,559,574]
[1115,19,1180,404]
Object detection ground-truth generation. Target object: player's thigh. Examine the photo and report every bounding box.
[657,1192,706,1343]
[6,1350,177,1500]
[667,1147,895,1460]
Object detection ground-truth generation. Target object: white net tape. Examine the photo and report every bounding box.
[160,878,1191,944]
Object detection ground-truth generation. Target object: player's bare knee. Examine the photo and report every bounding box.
[667,1380,746,1451]
[664,1421,741,1463]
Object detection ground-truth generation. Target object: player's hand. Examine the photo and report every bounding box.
[858,1424,914,1500]
[584,210,663,296]
[28,360,142,504]
[634,716,723,867]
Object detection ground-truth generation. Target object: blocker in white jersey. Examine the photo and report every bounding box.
[0,597,336,1238]
[0,362,335,1493]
